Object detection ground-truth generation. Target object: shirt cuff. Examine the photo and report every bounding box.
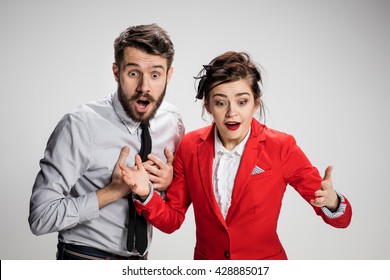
[132,182,154,205]
[321,190,347,219]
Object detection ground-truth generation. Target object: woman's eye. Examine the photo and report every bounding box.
[215,101,226,106]
[239,100,247,105]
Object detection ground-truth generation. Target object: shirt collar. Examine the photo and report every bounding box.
[112,91,156,134]
[214,125,251,157]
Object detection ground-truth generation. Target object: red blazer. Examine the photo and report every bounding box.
[136,119,352,260]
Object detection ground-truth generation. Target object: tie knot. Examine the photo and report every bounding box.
[140,121,149,130]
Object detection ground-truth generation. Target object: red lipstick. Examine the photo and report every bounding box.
[225,122,240,131]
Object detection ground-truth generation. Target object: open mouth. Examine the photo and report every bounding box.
[137,98,150,108]
[135,97,151,112]
[225,122,241,131]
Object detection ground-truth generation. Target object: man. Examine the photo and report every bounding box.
[28,23,184,260]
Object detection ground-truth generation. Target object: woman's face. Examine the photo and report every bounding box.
[205,79,259,150]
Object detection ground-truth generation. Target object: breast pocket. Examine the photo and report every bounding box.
[249,169,273,182]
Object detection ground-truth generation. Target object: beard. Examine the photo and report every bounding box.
[118,83,167,123]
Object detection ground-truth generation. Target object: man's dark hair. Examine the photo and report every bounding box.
[114,23,175,69]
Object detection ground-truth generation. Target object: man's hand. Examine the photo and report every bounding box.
[96,146,132,208]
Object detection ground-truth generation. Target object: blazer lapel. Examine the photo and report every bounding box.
[197,124,227,225]
[226,119,266,222]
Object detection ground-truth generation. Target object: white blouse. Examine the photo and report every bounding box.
[212,127,251,219]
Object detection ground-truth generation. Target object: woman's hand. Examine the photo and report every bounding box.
[310,166,339,211]
[143,148,174,192]
[119,154,151,200]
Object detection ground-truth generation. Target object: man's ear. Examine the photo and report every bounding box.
[112,63,120,82]
[167,66,174,83]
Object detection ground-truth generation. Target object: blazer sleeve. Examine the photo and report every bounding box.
[135,138,192,233]
[281,134,352,228]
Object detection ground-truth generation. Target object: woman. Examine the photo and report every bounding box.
[120,51,352,260]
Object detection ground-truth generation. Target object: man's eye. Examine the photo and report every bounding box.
[151,73,160,78]
[128,71,138,77]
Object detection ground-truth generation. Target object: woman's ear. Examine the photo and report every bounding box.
[255,98,261,111]
[204,100,211,114]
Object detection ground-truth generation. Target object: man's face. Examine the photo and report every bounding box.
[113,47,173,122]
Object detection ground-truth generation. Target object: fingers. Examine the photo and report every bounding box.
[314,189,325,197]
[146,154,165,169]
[144,164,163,178]
[323,165,333,181]
[117,146,130,165]
[119,163,135,188]
[311,189,327,207]
[143,159,155,166]
[320,166,333,192]
[119,154,144,181]
[164,148,174,165]
[120,155,147,191]
[134,154,145,171]
[320,180,332,192]
[146,148,174,169]
[311,164,338,209]
[118,148,174,170]
[147,174,165,191]
[310,198,325,207]
[144,155,169,178]
[311,186,337,208]
[122,172,134,186]
[144,153,173,191]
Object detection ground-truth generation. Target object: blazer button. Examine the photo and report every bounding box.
[224,251,230,259]
[141,210,147,215]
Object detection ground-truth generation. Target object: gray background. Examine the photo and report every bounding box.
[1,0,389,260]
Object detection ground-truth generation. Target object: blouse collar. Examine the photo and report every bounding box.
[214,126,251,157]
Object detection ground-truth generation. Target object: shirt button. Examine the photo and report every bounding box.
[224,251,230,259]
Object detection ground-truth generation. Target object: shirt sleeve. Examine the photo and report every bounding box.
[28,113,99,236]
[320,190,347,218]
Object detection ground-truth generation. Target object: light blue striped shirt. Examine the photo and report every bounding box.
[29,92,184,257]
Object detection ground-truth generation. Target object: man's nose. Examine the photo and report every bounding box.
[137,75,150,93]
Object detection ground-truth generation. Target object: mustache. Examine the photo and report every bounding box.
[130,91,156,103]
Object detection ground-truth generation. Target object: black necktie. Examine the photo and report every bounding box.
[127,122,151,255]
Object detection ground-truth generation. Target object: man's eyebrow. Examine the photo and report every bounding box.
[124,62,166,71]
